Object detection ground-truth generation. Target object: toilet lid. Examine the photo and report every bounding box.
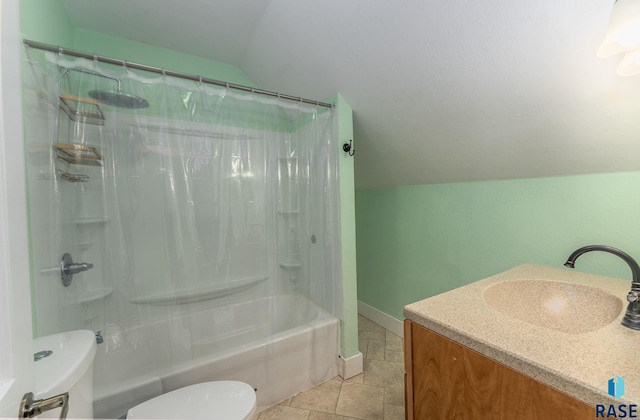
[127,381,256,420]
[33,330,96,399]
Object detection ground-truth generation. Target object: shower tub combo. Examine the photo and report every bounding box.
[22,43,343,420]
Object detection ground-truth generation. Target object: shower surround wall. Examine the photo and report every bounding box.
[22,47,343,417]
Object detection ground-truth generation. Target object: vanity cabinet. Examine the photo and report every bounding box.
[403,320,593,420]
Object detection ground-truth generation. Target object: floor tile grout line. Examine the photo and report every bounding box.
[332,376,344,415]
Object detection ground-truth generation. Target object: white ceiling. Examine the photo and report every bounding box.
[62,0,640,189]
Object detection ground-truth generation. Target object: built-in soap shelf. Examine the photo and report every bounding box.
[75,216,109,225]
[278,210,300,215]
[78,288,113,324]
[62,217,109,225]
[279,261,302,269]
[78,287,113,304]
[74,217,108,246]
[78,240,95,251]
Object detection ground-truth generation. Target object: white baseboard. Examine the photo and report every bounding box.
[338,351,363,380]
[357,301,404,338]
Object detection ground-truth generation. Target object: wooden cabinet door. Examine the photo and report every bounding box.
[404,320,593,420]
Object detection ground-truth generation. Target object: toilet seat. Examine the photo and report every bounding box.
[126,381,256,420]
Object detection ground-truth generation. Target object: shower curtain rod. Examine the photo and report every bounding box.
[23,39,334,108]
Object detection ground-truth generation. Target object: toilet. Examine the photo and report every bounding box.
[34,330,257,420]
[126,381,256,420]
[33,330,97,418]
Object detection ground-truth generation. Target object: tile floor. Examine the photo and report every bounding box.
[257,315,405,420]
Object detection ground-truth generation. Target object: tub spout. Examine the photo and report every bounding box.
[564,245,640,330]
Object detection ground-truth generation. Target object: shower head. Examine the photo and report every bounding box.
[59,68,149,109]
[88,90,149,109]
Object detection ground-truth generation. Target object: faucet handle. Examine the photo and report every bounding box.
[60,253,94,287]
[627,291,639,303]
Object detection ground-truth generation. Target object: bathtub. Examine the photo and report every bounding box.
[92,294,340,419]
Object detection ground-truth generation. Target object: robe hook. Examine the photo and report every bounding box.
[342,139,355,157]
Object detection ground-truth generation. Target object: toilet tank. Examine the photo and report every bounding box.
[33,330,97,419]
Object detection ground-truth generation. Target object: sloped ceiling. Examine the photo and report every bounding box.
[62,0,640,189]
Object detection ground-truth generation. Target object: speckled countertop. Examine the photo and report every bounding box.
[404,264,640,406]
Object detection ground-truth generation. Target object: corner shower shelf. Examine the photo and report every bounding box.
[279,262,302,269]
[78,240,95,251]
[78,287,113,304]
[75,217,109,225]
[129,275,269,306]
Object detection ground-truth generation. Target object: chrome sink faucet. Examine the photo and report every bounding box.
[564,245,640,330]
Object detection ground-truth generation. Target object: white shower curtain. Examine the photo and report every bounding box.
[21,45,341,373]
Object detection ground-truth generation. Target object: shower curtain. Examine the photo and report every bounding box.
[21,45,341,379]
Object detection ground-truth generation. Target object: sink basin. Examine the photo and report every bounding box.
[483,279,623,334]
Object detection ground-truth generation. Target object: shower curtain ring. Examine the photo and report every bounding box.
[58,46,64,56]
[23,43,39,64]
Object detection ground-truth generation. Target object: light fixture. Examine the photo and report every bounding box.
[598,0,640,76]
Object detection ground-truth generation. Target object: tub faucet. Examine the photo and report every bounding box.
[564,245,640,330]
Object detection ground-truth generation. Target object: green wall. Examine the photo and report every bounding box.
[20,0,74,46]
[356,171,640,320]
[335,94,358,358]
[19,2,253,87]
[19,0,75,333]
